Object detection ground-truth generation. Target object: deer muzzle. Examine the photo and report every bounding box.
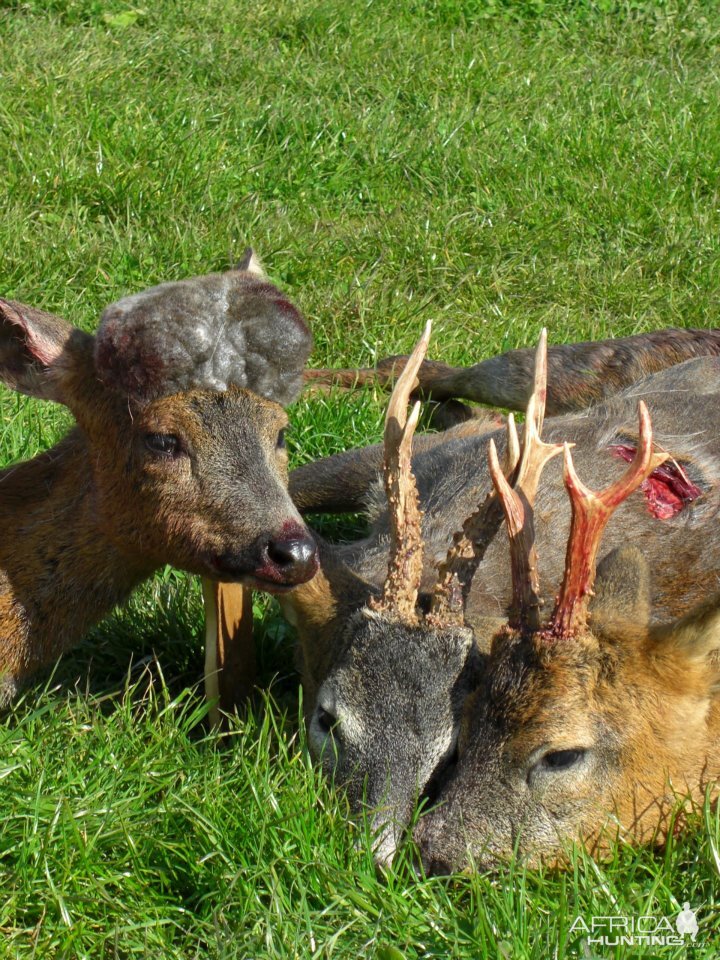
[211,522,319,590]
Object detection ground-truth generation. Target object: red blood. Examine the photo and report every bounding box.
[609,444,702,520]
[279,519,309,539]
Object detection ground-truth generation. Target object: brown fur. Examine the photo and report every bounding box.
[286,337,720,867]
[0,281,317,703]
[416,575,720,872]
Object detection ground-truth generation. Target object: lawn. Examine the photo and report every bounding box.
[1,0,719,956]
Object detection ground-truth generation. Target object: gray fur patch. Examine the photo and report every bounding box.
[94,270,312,405]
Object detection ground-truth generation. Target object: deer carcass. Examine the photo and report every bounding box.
[274,327,720,865]
[0,251,317,709]
[415,343,720,873]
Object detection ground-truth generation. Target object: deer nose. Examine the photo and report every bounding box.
[264,534,318,583]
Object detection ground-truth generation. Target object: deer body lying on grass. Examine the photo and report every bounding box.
[415,343,720,874]
[0,253,318,706]
[272,327,720,865]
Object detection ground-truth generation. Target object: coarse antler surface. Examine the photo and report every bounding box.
[429,414,521,626]
[487,331,564,632]
[370,322,431,623]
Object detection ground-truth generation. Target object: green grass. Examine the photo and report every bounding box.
[1,0,720,956]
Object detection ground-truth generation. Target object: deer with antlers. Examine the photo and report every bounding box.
[0,252,318,709]
[254,324,720,866]
[415,353,720,873]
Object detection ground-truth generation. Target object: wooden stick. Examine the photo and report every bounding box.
[202,579,256,727]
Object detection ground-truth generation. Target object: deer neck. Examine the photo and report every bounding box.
[279,537,374,708]
[0,428,157,672]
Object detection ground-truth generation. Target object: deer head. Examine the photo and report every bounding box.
[0,252,318,592]
[303,324,531,866]
[415,377,720,874]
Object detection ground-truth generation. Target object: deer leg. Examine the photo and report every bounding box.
[304,355,461,399]
[202,579,256,726]
[427,400,506,433]
[304,328,720,416]
[289,443,386,513]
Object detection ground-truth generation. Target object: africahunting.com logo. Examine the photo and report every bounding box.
[569,901,701,951]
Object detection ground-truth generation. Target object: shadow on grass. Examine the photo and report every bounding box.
[13,566,307,730]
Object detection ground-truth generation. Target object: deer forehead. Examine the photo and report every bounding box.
[340,616,471,687]
[484,631,714,759]
[482,632,621,731]
[139,386,286,438]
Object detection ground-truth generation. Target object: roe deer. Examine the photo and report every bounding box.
[415,346,720,874]
[257,326,720,865]
[0,251,318,707]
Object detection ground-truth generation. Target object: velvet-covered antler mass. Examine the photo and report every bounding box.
[94,258,312,406]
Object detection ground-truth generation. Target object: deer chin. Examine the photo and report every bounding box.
[239,573,303,594]
[206,552,319,590]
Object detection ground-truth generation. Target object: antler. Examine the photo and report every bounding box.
[429,414,520,626]
[487,330,564,632]
[547,401,668,639]
[369,322,431,623]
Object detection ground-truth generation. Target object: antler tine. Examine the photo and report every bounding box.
[430,411,520,626]
[430,335,559,630]
[489,332,564,631]
[370,321,432,623]
[548,401,668,639]
[488,437,534,627]
[515,330,564,503]
[505,412,520,475]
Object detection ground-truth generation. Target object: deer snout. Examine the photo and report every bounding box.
[265,535,317,576]
[252,524,319,588]
[414,818,457,877]
[210,522,318,589]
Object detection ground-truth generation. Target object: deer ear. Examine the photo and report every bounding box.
[0,299,90,403]
[235,247,266,278]
[590,545,651,639]
[652,598,720,690]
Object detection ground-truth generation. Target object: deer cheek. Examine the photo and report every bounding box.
[136,484,220,565]
[140,451,191,477]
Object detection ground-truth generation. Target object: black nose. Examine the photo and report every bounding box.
[265,535,318,582]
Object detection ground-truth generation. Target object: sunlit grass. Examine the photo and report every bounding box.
[1,0,719,956]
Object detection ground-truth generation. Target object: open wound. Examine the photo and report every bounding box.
[609,444,703,519]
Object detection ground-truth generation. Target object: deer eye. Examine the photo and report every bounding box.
[277,428,287,450]
[316,706,337,735]
[539,748,586,771]
[145,433,181,457]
